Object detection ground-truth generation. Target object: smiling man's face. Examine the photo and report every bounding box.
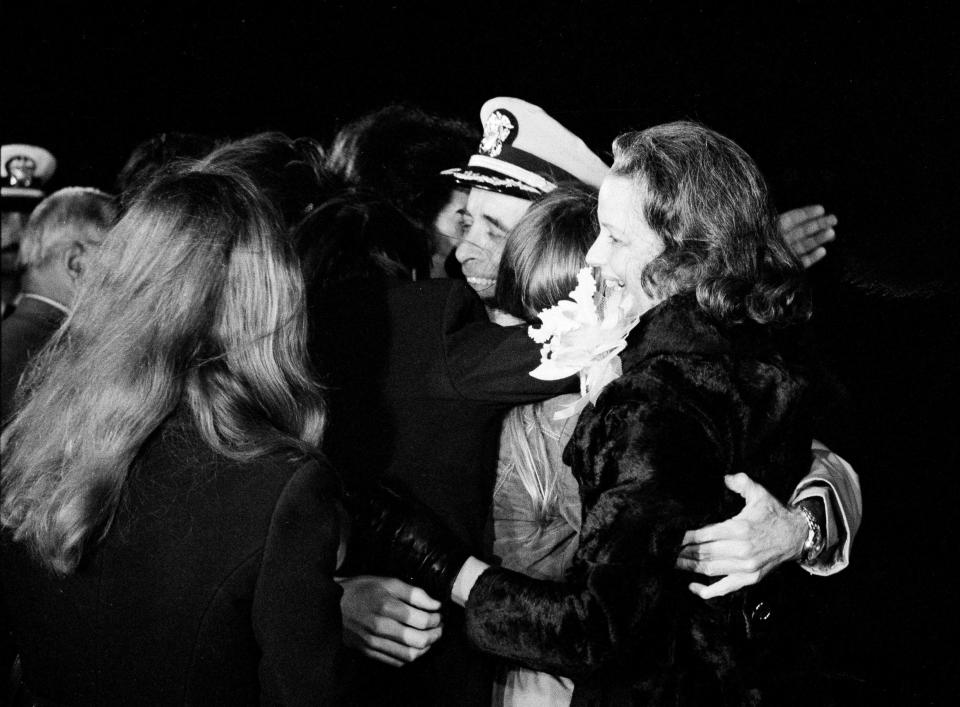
[455,188,532,301]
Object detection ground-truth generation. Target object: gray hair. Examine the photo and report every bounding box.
[18,187,118,268]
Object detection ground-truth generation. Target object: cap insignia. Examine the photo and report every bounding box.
[479,110,516,158]
[5,156,37,188]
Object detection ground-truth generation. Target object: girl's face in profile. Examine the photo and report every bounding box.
[430,187,469,278]
[587,174,665,317]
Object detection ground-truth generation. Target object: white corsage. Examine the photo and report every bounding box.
[529,267,640,420]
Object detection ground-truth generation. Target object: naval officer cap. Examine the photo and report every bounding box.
[2,144,57,203]
[442,97,609,200]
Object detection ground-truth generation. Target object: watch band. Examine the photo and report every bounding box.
[797,503,825,565]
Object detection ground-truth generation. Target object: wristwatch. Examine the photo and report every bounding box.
[796,503,826,565]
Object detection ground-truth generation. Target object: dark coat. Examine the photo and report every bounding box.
[1,413,345,706]
[464,294,814,706]
[0,296,65,425]
[311,276,572,706]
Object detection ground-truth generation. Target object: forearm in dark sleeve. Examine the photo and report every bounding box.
[464,383,728,676]
[441,282,576,404]
[465,514,681,676]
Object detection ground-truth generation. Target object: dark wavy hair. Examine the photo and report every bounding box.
[327,104,478,230]
[495,184,599,322]
[612,121,809,325]
[295,193,433,290]
[115,132,218,212]
[202,131,334,230]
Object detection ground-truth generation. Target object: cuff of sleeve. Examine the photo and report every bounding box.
[791,444,860,576]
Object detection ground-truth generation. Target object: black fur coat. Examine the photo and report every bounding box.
[464,294,814,706]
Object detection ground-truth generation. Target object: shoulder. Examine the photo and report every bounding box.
[621,295,729,371]
[389,278,485,315]
[139,420,338,529]
[220,450,340,515]
[1,304,62,355]
[258,455,342,561]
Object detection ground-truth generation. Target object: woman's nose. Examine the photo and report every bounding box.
[585,237,606,268]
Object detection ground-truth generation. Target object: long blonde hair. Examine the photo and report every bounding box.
[1,166,326,574]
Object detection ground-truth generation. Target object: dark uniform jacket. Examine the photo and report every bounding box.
[1,295,65,425]
[1,413,345,706]
[464,294,815,706]
[311,276,571,706]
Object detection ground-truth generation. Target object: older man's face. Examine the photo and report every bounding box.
[455,188,531,301]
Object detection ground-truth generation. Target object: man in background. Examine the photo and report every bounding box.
[1,144,57,318]
[1,187,117,424]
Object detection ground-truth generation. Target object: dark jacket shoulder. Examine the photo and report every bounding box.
[2,414,344,706]
[1,296,66,424]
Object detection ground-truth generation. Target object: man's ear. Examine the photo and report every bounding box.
[63,242,86,281]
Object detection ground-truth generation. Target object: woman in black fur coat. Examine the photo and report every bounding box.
[359,121,820,705]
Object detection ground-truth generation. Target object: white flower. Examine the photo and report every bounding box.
[528,267,640,419]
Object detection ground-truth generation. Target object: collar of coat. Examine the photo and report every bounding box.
[621,293,794,373]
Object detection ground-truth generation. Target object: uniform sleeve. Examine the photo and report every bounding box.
[252,460,344,706]
[465,365,731,676]
[790,440,862,576]
[441,280,576,404]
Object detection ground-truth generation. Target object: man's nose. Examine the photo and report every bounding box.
[456,226,482,264]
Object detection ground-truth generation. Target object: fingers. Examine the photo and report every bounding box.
[358,649,404,668]
[676,553,759,577]
[679,517,748,545]
[368,616,443,650]
[723,473,777,507]
[343,608,444,665]
[783,214,838,245]
[777,204,825,232]
[380,597,442,630]
[342,629,407,668]
[383,578,441,611]
[356,626,443,665]
[688,572,759,599]
[780,209,837,270]
[723,472,757,499]
[800,247,828,269]
[340,576,443,636]
[778,204,837,269]
[677,538,752,563]
[379,579,442,630]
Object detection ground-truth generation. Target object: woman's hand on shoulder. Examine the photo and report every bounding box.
[674,473,808,599]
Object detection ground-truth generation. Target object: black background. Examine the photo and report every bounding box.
[6,1,959,702]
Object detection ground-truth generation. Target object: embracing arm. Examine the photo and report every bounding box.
[455,376,733,676]
[676,440,862,597]
[441,280,575,404]
[331,394,710,678]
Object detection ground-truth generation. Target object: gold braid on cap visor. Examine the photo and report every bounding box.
[440,168,552,196]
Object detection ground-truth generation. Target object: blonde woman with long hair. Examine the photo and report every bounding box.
[1,164,344,705]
